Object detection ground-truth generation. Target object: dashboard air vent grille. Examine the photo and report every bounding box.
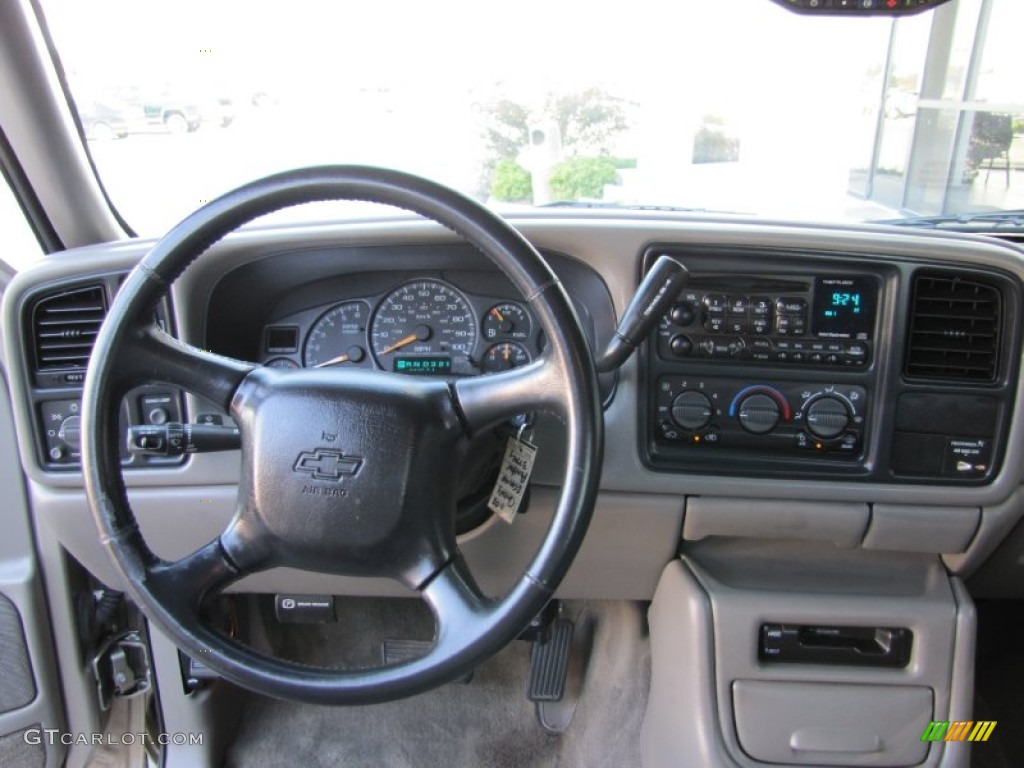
[32,285,107,370]
[905,273,1000,382]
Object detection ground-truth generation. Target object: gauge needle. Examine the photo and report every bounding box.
[380,325,431,355]
[503,344,510,362]
[490,307,505,322]
[314,353,350,368]
[380,334,418,355]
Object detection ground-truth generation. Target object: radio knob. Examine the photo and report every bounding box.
[671,390,713,431]
[669,334,693,357]
[806,397,850,439]
[669,303,695,326]
[737,394,780,435]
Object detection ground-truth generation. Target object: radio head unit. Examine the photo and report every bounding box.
[654,271,880,368]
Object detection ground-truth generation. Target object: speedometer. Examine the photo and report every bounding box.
[370,279,477,373]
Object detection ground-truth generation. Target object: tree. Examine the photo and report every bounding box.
[479,88,631,162]
[545,88,630,155]
[482,100,531,163]
[549,156,618,201]
[490,159,532,202]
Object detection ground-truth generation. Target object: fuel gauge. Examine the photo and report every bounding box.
[481,342,531,373]
[482,302,531,341]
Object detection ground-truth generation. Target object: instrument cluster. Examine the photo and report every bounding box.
[259,277,542,377]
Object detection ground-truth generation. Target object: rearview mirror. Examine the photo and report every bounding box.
[771,0,952,16]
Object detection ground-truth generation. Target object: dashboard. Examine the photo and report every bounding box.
[3,214,1024,600]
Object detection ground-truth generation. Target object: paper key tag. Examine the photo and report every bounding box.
[488,435,537,524]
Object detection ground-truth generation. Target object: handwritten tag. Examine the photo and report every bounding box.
[488,435,537,524]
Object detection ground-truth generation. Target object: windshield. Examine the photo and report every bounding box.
[41,0,1024,233]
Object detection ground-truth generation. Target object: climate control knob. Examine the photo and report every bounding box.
[805,397,850,439]
[671,391,713,431]
[737,394,780,435]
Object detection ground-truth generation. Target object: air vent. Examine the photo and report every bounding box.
[905,273,1001,382]
[31,285,107,370]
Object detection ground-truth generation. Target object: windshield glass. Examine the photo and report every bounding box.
[41,0,1024,233]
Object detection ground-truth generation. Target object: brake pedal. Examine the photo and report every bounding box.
[382,638,432,666]
[527,618,574,702]
[382,639,473,683]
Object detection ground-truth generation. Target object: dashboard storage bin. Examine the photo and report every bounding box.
[732,680,932,766]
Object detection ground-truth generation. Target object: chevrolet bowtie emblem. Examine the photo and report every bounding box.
[293,449,363,481]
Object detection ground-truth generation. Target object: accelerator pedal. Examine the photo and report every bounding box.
[527,618,574,702]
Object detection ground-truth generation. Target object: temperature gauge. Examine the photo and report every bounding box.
[481,342,531,373]
[482,302,531,341]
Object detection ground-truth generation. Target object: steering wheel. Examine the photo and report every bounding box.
[81,166,603,704]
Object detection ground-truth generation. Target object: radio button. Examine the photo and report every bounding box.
[704,315,727,333]
[703,294,727,315]
[751,318,771,334]
[750,297,772,316]
[725,317,749,334]
[669,303,696,326]
[727,296,749,314]
[775,297,807,315]
[750,338,773,351]
[669,335,694,357]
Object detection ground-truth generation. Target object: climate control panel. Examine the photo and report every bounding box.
[654,376,867,458]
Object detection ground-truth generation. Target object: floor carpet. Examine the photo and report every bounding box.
[224,599,650,768]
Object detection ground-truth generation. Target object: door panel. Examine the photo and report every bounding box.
[0,360,66,767]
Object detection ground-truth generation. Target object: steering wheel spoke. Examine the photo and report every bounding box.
[420,554,493,641]
[144,538,245,614]
[119,323,256,410]
[453,353,566,434]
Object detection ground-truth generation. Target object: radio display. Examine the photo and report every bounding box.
[812,276,877,339]
[394,356,452,375]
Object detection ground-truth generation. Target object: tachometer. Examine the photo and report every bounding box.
[303,301,370,368]
[370,280,477,373]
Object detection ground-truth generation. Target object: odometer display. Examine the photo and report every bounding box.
[394,356,453,375]
[370,280,477,369]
